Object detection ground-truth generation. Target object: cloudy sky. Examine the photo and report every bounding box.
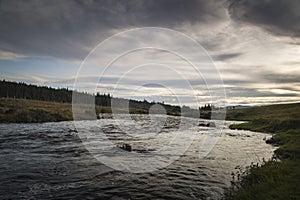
[0,0,300,107]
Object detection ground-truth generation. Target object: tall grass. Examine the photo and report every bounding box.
[0,98,73,123]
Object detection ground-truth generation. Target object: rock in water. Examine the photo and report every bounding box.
[119,143,132,152]
[208,122,216,127]
[198,122,216,127]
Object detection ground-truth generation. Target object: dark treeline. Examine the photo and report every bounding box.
[199,104,221,111]
[0,80,72,102]
[0,80,228,120]
[0,80,118,106]
[0,80,182,115]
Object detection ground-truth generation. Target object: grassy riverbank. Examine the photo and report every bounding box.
[225,103,300,199]
[0,98,73,123]
[0,98,178,123]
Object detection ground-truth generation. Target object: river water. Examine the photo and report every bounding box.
[0,114,275,199]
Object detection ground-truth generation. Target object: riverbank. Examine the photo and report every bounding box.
[0,98,73,123]
[225,103,300,199]
[0,98,111,123]
[0,98,177,123]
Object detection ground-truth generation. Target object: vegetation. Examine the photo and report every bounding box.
[0,80,228,120]
[0,98,170,123]
[0,80,183,120]
[225,103,300,200]
[0,79,73,103]
[0,98,72,123]
[225,159,300,200]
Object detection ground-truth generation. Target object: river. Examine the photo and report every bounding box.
[0,114,275,199]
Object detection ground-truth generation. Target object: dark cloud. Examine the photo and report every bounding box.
[212,53,242,61]
[0,0,227,60]
[263,73,300,84]
[222,67,300,85]
[143,83,165,88]
[277,86,300,91]
[231,99,300,106]
[53,76,121,85]
[228,0,300,37]
[225,87,299,98]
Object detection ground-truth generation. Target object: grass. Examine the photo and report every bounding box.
[226,102,300,122]
[226,160,300,200]
[0,98,181,123]
[225,103,300,199]
[0,98,107,123]
[0,98,73,123]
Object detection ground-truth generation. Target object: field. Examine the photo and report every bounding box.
[0,98,174,123]
[0,98,73,123]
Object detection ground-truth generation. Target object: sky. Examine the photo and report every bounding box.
[0,0,300,107]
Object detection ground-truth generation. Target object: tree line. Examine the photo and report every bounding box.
[0,80,181,114]
[0,80,223,117]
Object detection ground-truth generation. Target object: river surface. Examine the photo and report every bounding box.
[0,114,275,199]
